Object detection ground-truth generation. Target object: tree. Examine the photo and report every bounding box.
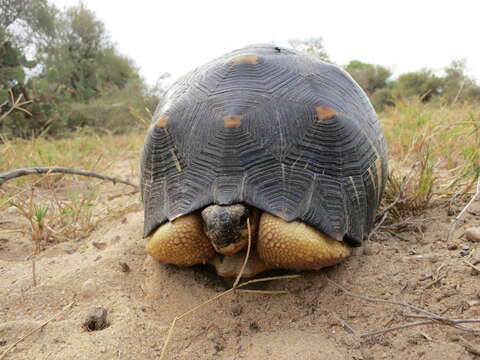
[344,60,392,95]
[37,4,138,101]
[394,69,443,102]
[1,1,150,138]
[442,59,480,103]
[288,37,330,62]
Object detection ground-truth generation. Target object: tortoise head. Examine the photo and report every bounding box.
[201,204,256,255]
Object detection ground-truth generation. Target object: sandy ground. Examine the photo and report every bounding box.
[1,163,480,359]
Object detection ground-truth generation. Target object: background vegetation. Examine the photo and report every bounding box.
[0,0,157,138]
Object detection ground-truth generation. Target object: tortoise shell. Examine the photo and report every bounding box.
[141,44,387,246]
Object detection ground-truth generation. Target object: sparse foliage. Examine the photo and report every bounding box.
[288,37,331,62]
[0,0,155,138]
[394,69,443,101]
[344,60,392,94]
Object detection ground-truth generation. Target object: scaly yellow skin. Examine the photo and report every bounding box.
[257,213,350,270]
[145,214,215,266]
[146,211,350,277]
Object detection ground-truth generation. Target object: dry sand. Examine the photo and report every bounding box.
[1,169,480,359]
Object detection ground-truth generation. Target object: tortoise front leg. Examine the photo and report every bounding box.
[146,214,215,266]
[257,213,350,270]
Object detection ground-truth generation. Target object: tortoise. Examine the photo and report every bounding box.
[140,44,387,277]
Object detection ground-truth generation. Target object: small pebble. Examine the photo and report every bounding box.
[92,241,107,250]
[81,279,97,298]
[6,206,17,215]
[466,227,480,242]
[83,307,109,331]
[447,243,458,250]
[119,262,131,273]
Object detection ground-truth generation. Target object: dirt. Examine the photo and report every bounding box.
[1,162,480,359]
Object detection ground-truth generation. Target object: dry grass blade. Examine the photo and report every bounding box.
[159,220,300,359]
[0,302,74,360]
[0,167,139,190]
[232,218,251,289]
[327,277,480,337]
[447,176,480,242]
[326,277,439,318]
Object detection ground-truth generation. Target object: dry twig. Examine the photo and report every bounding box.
[0,89,33,122]
[326,277,480,337]
[159,218,300,359]
[0,302,74,360]
[0,167,139,190]
[447,176,480,242]
[463,260,480,273]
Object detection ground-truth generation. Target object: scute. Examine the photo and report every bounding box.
[141,44,388,245]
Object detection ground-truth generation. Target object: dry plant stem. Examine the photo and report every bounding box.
[32,259,36,287]
[0,167,140,190]
[0,89,33,122]
[159,218,298,359]
[235,289,288,295]
[331,311,356,334]
[368,211,388,241]
[464,260,480,273]
[232,218,251,289]
[0,302,74,360]
[378,164,417,218]
[327,278,480,337]
[326,277,439,318]
[359,320,435,338]
[459,336,480,356]
[447,176,480,242]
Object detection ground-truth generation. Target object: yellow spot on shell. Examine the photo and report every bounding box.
[230,55,258,65]
[223,115,242,128]
[155,115,169,128]
[315,105,337,121]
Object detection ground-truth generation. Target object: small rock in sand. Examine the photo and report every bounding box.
[83,306,109,331]
[465,227,480,242]
[81,279,97,298]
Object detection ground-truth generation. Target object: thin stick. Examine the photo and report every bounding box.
[326,277,440,319]
[0,89,33,122]
[0,167,139,190]
[459,336,480,356]
[159,272,299,360]
[360,318,480,338]
[159,318,179,360]
[328,278,480,336]
[32,258,37,287]
[232,218,251,289]
[368,211,388,241]
[331,311,356,334]
[464,260,480,273]
[0,302,74,360]
[238,274,301,287]
[447,176,480,242]
[158,216,300,360]
[423,274,446,289]
[235,289,288,295]
[359,320,435,337]
[405,314,480,326]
